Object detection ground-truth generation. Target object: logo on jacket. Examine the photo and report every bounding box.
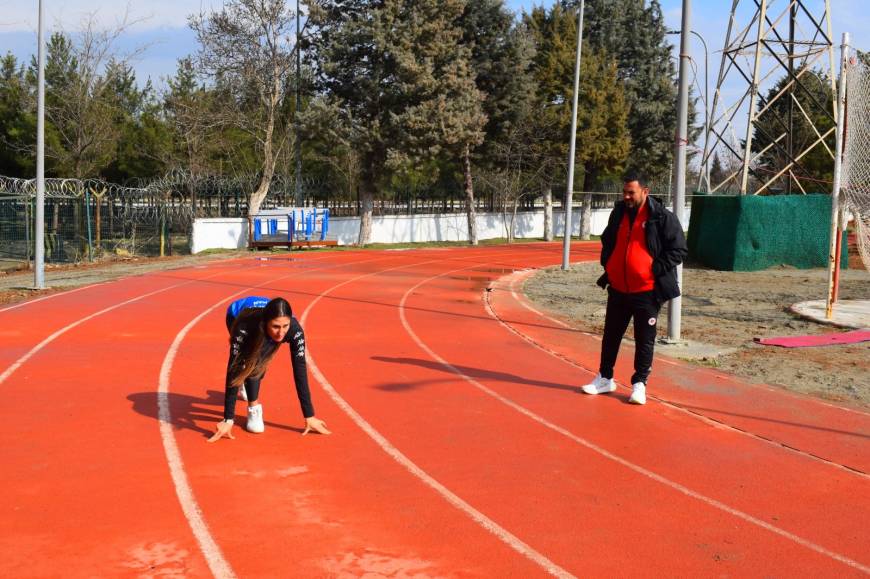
[648,317,657,326]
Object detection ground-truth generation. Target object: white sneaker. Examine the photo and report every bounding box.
[581,373,617,395]
[629,382,647,405]
[239,384,248,402]
[246,404,265,433]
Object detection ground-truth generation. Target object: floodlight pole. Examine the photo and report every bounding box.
[294,0,303,207]
[34,0,46,289]
[667,0,691,342]
[561,0,585,270]
[826,32,850,320]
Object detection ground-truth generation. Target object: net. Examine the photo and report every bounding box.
[842,55,870,269]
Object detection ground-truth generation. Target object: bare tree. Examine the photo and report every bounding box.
[479,117,549,243]
[190,0,300,216]
[42,10,145,179]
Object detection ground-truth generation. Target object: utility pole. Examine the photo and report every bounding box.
[561,0,585,270]
[668,0,691,342]
[34,0,46,289]
[294,0,303,207]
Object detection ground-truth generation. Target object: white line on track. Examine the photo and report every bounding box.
[156,254,395,579]
[492,274,870,478]
[301,251,575,579]
[0,278,212,386]
[0,281,105,314]
[159,299,239,579]
[0,253,345,386]
[398,263,870,575]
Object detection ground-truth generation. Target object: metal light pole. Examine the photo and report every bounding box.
[826,32,850,320]
[34,0,46,289]
[294,0,303,207]
[561,0,585,270]
[668,28,709,191]
[668,0,692,342]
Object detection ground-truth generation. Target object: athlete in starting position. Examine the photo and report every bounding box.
[209,296,330,442]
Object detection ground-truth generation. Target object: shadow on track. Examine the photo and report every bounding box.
[371,355,579,393]
[127,389,304,438]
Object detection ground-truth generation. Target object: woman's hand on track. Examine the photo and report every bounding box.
[208,420,235,442]
[303,416,331,436]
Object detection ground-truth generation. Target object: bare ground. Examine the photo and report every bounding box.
[524,261,870,409]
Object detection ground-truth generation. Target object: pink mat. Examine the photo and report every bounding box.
[755,329,870,348]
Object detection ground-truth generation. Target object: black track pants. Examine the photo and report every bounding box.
[599,289,662,385]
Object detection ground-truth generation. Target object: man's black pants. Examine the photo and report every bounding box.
[599,288,662,385]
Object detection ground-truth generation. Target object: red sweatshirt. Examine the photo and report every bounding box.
[605,199,655,293]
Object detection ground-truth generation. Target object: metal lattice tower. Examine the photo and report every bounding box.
[700,0,837,195]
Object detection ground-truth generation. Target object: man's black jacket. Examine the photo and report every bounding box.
[596,195,688,303]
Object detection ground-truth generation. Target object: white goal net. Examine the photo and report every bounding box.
[842,54,870,270]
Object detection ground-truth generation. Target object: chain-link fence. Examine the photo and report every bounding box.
[1,169,688,265]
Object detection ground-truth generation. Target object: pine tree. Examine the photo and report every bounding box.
[525,4,630,238]
[460,0,534,243]
[572,0,678,181]
[313,0,485,245]
[753,71,835,193]
[0,53,34,176]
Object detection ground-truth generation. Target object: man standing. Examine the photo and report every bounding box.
[582,170,688,405]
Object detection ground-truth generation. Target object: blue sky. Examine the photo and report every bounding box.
[1,1,867,92]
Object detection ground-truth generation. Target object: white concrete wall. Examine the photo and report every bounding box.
[190,206,692,252]
[191,218,248,254]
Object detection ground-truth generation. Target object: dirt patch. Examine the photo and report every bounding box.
[0,250,252,306]
[524,261,870,408]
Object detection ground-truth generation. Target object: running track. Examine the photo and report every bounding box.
[0,243,867,577]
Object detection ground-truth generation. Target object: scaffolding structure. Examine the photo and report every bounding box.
[701,0,838,195]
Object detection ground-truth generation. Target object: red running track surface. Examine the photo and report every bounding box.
[0,243,867,578]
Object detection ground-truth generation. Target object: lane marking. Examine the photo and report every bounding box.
[399,264,870,574]
[157,254,395,578]
[498,270,870,452]
[159,299,239,579]
[0,282,105,313]
[301,250,574,578]
[0,281,198,386]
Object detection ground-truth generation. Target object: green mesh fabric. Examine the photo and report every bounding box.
[687,194,848,271]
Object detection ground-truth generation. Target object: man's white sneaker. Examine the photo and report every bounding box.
[629,382,647,405]
[239,384,248,402]
[246,404,265,433]
[581,374,617,395]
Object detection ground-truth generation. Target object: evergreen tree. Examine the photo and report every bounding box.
[0,53,34,176]
[525,4,630,238]
[313,0,485,245]
[753,70,835,193]
[460,0,534,243]
[572,0,678,180]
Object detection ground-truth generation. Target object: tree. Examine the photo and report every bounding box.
[313,0,485,245]
[102,61,171,181]
[574,0,678,181]
[32,30,124,178]
[164,57,223,177]
[0,53,34,177]
[525,4,630,239]
[752,70,835,193]
[460,0,535,244]
[190,0,300,216]
[389,0,486,245]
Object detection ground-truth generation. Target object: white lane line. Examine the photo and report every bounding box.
[0,280,198,386]
[399,265,870,575]
[495,272,870,476]
[300,251,574,578]
[159,298,238,579]
[0,281,106,314]
[157,254,395,579]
